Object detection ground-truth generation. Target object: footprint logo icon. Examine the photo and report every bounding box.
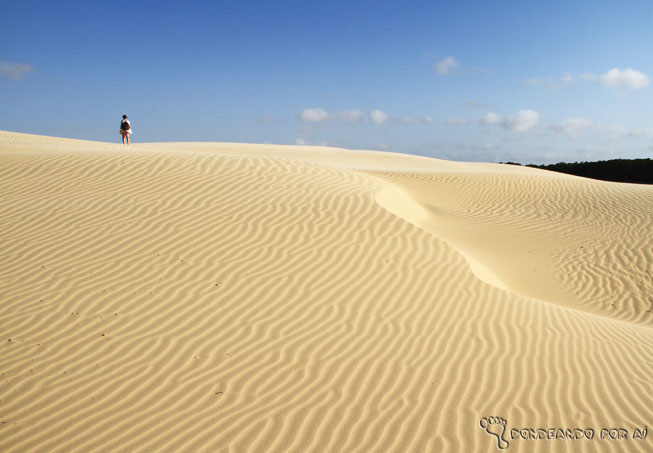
[479,416,509,450]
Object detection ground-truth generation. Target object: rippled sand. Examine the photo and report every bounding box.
[1,132,651,452]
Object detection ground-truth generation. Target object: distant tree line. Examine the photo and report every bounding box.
[499,158,653,184]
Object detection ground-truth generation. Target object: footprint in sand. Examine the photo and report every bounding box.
[479,416,509,450]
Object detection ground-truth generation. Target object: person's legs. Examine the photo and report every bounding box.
[121,133,125,144]
[126,133,130,145]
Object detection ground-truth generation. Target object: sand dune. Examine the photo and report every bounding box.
[1,131,651,452]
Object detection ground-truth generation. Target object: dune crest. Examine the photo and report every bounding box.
[1,132,651,452]
[375,185,510,291]
[369,168,653,324]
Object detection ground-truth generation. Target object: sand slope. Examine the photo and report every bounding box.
[1,131,651,452]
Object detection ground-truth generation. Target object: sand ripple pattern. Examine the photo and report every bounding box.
[1,132,651,452]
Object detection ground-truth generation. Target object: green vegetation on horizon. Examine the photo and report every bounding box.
[500,158,653,184]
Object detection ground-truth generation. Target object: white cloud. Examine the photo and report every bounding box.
[422,141,499,159]
[603,123,628,139]
[300,108,434,126]
[579,72,598,82]
[629,127,653,137]
[299,108,364,124]
[534,68,650,91]
[604,124,653,138]
[504,110,539,132]
[435,56,460,75]
[294,137,310,145]
[554,117,593,139]
[335,110,365,124]
[370,109,389,124]
[300,108,329,122]
[481,112,502,125]
[445,117,469,125]
[561,73,575,85]
[0,60,35,80]
[575,145,619,161]
[481,110,539,132]
[397,116,435,124]
[527,72,574,89]
[573,122,653,140]
[599,68,649,90]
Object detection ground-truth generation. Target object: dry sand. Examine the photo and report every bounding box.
[1,131,651,452]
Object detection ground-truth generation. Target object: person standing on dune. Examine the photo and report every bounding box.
[120,114,132,145]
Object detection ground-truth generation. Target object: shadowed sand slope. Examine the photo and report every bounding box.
[1,132,651,452]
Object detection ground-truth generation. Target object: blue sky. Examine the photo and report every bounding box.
[2,0,652,163]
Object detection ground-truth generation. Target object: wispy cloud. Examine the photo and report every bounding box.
[602,123,653,139]
[299,108,364,124]
[370,109,389,124]
[529,68,649,91]
[422,141,499,162]
[628,127,653,137]
[294,137,332,146]
[603,123,629,139]
[434,56,460,75]
[480,112,502,126]
[335,110,365,124]
[300,108,434,125]
[552,117,594,139]
[549,119,653,140]
[0,60,35,80]
[396,115,435,124]
[481,110,540,132]
[374,109,435,125]
[445,117,470,125]
[526,72,574,89]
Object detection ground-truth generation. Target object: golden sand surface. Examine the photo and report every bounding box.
[1,131,651,452]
